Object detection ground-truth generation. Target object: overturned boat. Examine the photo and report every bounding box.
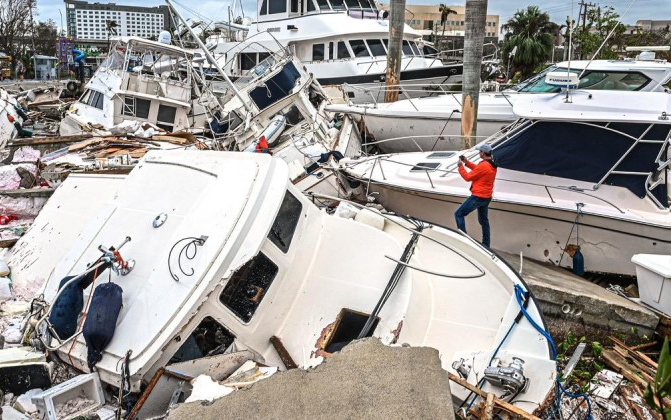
[33,151,555,413]
[340,90,671,276]
[59,37,202,136]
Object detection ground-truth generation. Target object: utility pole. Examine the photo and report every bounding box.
[384,0,405,103]
[460,0,487,149]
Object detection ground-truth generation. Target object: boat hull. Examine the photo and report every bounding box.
[360,181,671,276]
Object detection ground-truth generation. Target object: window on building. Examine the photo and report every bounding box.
[312,44,325,61]
[219,252,279,322]
[349,39,369,57]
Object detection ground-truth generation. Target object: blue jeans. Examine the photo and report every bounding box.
[454,195,492,248]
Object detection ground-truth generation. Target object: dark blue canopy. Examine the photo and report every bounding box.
[493,121,669,206]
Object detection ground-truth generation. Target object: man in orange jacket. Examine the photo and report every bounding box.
[455,143,497,249]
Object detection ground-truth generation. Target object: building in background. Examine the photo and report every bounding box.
[635,20,671,32]
[377,4,500,59]
[64,0,173,43]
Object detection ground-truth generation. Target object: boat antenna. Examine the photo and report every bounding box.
[578,0,635,79]
[566,1,574,92]
[166,0,253,112]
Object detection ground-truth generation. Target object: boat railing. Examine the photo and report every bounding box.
[341,82,462,106]
[349,153,628,214]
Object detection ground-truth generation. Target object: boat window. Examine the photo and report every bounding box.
[344,0,360,9]
[312,44,325,61]
[330,0,345,10]
[321,309,379,353]
[382,39,389,51]
[259,52,271,63]
[86,90,104,110]
[366,39,386,57]
[494,121,670,205]
[402,40,414,56]
[349,40,370,57]
[268,0,286,14]
[290,0,299,13]
[328,41,334,60]
[410,162,441,171]
[170,316,236,363]
[100,51,124,70]
[427,152,456,159]
[316,0,330,10]
[423,44,439,56]
[219,252,279,322]
[307,0,316,12]
[239,53,257,71]
[209,110,244,135]
[410,42,421,56]
[249,61,301,110]
[282,105,304,126]
[337,41,351,59]
[268,191,302,253]
[122,96,150,119]
[157,104,177,132]
[260,0,268,15]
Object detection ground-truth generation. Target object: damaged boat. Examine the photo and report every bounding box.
[59,37,202,136]
[340,90,671,276]
[1,87,27,147]
[31,151,555,414]
[328,53,671,153]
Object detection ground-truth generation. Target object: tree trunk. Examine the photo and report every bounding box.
[461,0,487,149]
[384,0,405,103]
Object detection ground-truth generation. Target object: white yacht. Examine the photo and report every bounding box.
[1,87,25,147]
[31,151,556,414]
[210,0,462,104]
[328,56,671,153]
[340,90,671,276]
[59,37,204,136]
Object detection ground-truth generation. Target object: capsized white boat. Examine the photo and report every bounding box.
[59,37,203,136]
[328,54,671,153]
[340,90,671,276]
[33,151,555,413]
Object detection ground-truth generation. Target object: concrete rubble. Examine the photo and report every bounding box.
[168,338,456,420]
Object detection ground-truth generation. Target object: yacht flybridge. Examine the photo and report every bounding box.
[328,56,671,153]
[340,90,671,276]
[34,151,555,414]
[210,0,462,104]
[59,37,203,136]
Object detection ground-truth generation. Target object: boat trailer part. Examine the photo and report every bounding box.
[483,357,529,396]
[34,236,133,352]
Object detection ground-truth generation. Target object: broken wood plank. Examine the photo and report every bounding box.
[447,373,540,420]
[10,134,94,147]
[612,346,657,380]
[631,342,658,351]
[610,336,658,369]
[484,392,494,420]
[620,385,662,420]
[603,349,648,388]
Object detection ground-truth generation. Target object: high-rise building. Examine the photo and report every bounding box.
[64,0,173,42]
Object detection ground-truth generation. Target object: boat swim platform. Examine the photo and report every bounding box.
[497,251,659,341]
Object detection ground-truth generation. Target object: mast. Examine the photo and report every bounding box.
[165,0,252,112]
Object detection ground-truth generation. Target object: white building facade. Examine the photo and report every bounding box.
[65,0,172,41]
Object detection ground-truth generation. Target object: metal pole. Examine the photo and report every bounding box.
[165,0,252,112]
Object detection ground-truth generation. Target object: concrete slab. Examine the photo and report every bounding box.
[0,347,46,366]
[167,338,455,420]
[498,252,659,339]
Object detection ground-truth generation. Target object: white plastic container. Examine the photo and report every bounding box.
[631,254,671,316]
[31,373,105,420]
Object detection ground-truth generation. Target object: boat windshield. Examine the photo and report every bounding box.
[100,51,125,70]
[512,66,652,93]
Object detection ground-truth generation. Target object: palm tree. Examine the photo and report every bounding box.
[501,6,555,80]
[439,4,457,37]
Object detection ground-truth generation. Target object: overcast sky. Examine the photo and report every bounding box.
[37,0,671,33]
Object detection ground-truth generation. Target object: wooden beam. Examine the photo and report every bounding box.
[270,336,298,369]
[610,336,658,369]
[447,373,540,420]
[9,134,95,147]
[484,392,494,420]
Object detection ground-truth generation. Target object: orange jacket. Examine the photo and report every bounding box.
[458,159,497,198]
